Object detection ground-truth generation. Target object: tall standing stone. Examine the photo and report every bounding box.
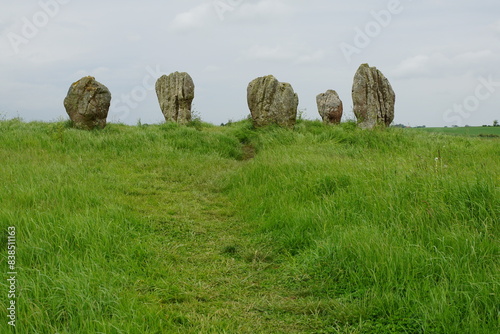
[63,76,111,130]
[155,72,194,124]
[247,75,299,128]
[317,90,343,124]
[352,64,395,129]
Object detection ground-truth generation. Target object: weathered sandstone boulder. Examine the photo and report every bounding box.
[63,76,111,130]
[317,90,343,124]
[155,72,194,123]
[247,75,299,128]
[352,64,395,129]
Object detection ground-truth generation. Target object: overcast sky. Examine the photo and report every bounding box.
[1,0,499,127]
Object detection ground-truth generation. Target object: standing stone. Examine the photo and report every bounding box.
[352,64,395,129]
[317,90,343,124]
[63,76,111,130]
[247,75,299,128]
[155,72,194,124]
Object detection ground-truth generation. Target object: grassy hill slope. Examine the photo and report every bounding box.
[0,119,498,333]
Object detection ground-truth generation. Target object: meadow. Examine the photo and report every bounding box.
[409,126,500,137]
[0,119,498,333]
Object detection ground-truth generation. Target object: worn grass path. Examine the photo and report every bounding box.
[119,149,325,333]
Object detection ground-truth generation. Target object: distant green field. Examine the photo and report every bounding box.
[409,126,500,137]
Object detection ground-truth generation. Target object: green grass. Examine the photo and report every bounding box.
[0,119,498,333]
[410,126,500,137]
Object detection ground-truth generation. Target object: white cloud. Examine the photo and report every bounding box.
[392,55,433,78]
[295,50,326,65]
[168,0,295,32]
[392,50,496,79]
[491,20,500,35]
[244,44,294,61]
[168,3,216,33]
[203,65,222,72]
[243,44,326,64]
[454,50,494,63]
[232,0,294,21]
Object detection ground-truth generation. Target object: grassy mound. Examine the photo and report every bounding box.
[0,119,498,333]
